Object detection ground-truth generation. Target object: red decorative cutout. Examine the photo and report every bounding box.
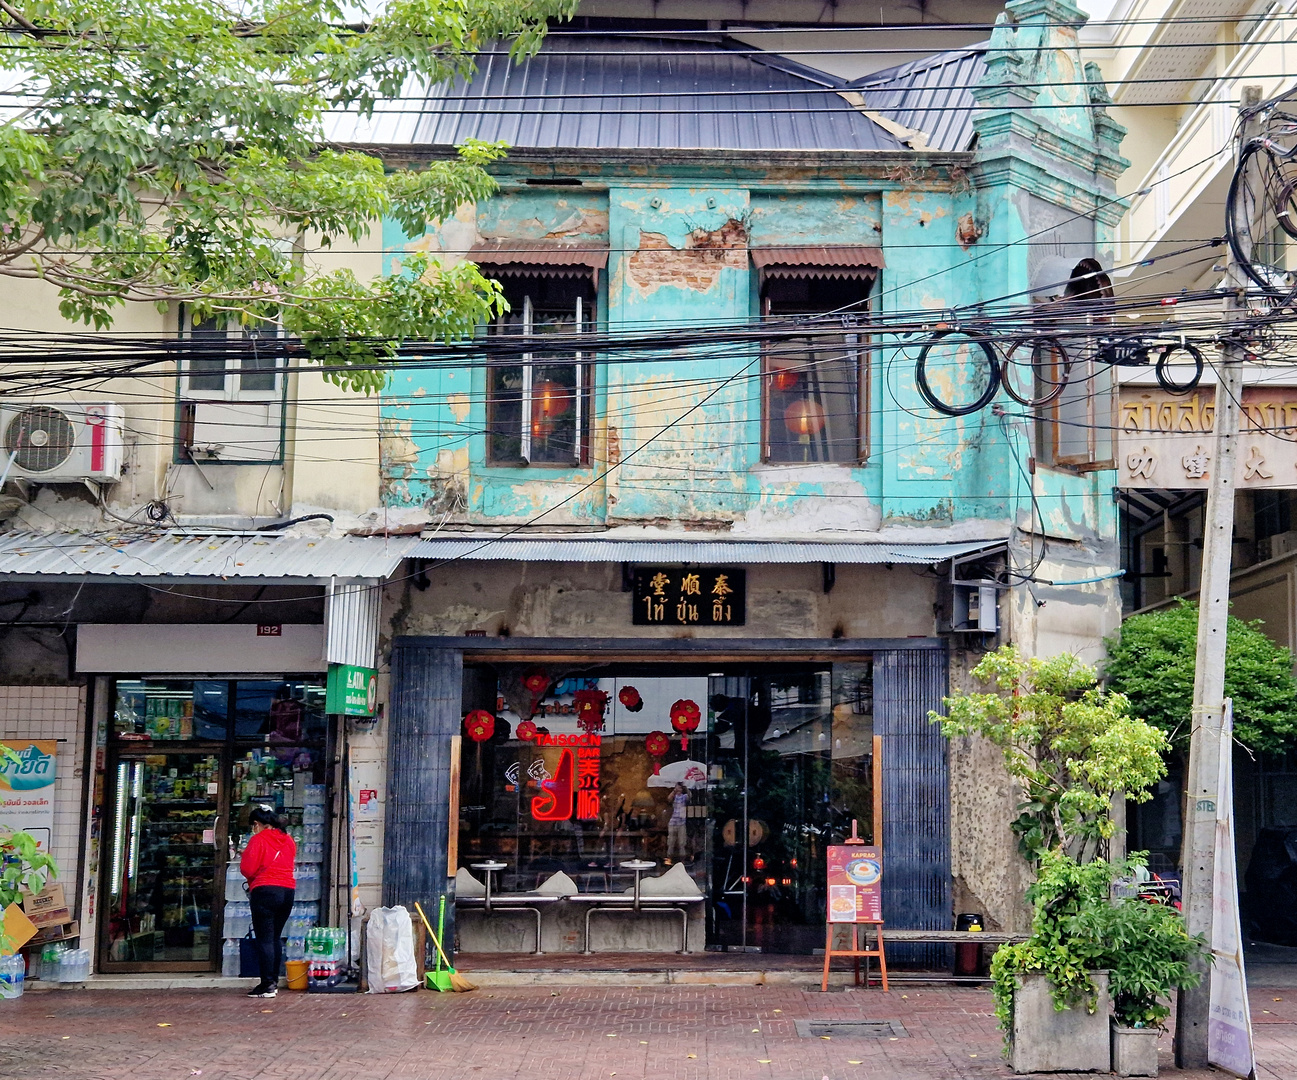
[464,710,495,742]
[516,719,538,742]
[574,688,609,734]
[669,699,701,749]
[645,731,669,775]
[522,668,550,695]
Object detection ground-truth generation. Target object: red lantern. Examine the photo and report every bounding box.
[784,398,827,438]
[574,688,608,734]
[669,698,701,750]
[618,685,643,712]
[771,369,800,392]
[516,719,538,742]
[464,710,495,743]
[533,380,571,419]
[645,731,669,775]
[523,668,550,696]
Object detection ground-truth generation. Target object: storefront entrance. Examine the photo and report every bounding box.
[457,661,876,954]
[100,677,332,972]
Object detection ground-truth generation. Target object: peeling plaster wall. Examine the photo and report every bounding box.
[385,561,937,641]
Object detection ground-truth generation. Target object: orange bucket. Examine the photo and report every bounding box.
[286,960,309,991]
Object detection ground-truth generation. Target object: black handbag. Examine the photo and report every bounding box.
[239,929,260,978]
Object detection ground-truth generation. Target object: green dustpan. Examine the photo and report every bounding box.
[425,894,452,991]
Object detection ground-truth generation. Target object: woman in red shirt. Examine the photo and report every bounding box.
[239,805,296,998]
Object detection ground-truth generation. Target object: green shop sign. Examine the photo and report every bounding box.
[326,663,378,716]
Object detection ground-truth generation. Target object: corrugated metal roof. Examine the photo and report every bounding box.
[331,36,907,153]
[409,537,1005,565]
[850,47,987,153]
[0,531,418,582]
[469,239,608,270]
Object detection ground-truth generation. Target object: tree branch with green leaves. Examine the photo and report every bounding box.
[931,646,1169,867]
[0,0,578,391]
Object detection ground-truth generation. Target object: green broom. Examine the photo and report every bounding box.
[414,899,475,992]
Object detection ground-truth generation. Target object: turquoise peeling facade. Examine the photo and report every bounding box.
[378,0,1125,549]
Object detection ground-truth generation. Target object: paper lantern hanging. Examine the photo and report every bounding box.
[669,698,701,750]
[618,685,644,712]
[784,398,827,438]
[464,710,495,743]
[574,688,609,734]
[645,731,670,775]
[771,369,800,393]
[522,668,550,696]
[516,719,539,742]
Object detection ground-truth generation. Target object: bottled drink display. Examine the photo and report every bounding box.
[105,679,329,973]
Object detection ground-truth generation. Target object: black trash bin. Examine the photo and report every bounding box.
[953,912,985,978]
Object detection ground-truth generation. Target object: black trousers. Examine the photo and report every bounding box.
[249,885,294,986]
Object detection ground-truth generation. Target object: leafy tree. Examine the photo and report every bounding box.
[0,0,577,390]
[931,646,1169,866]
[1104,599,1297,754]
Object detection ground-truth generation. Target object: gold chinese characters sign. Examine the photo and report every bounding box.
[1119,387,1297,489]
[632,567,746,626]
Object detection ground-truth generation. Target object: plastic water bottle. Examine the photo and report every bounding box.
[225,863,246,901]
[222,940,240,977]
[0,954,24,999]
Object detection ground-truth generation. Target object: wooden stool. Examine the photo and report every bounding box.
[821,920,888,992]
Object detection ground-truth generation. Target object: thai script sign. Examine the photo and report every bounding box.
[632,567,745,626]
[0,741,57,854]
[1119,386,1297,489]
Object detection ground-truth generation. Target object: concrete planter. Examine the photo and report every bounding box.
[1111,1022,1159,1077]
[1010,971,1112,1074]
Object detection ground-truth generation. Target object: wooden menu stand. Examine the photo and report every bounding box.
[820,919,888,992]
[821,774,888,992]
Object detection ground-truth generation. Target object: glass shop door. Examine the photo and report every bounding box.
[101,750,227,970]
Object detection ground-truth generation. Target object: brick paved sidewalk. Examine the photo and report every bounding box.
[1,983,1293,1080]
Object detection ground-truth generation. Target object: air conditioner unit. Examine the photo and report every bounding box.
[0,403,125,483]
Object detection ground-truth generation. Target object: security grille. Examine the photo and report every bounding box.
[4,406,77,473]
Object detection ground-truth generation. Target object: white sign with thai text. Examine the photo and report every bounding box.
[1119,386,1297,489]
[1208,701,1256,1078]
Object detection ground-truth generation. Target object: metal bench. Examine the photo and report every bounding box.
[457,861,564,955]
[568,859,704,954]
[568,894,705,954]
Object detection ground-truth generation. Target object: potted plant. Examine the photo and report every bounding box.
[991,852,1115,1073]
[933,648,1172,1073]
[1085,872,1206,1078]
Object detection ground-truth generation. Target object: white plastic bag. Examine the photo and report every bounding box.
[365,906,419,993]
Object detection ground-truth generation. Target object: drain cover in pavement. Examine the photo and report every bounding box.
[794,1020,908,1038]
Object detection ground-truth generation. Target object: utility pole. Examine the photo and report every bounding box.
[1175,84,1263,1069]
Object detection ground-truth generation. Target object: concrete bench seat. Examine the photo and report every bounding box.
[567,894,704,954]
[457,894,564,954]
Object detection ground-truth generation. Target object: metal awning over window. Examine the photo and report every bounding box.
[409,535,1004,565]
[468,239,610,280]
[0,531,418,584]
[751,245,885,280]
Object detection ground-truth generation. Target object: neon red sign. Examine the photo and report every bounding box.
[529,734,600,822]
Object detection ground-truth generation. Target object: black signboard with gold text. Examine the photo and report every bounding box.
[632,567,746,626]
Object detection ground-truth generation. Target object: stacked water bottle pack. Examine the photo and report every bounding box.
[304,927,347,989]
[222,782,327,976]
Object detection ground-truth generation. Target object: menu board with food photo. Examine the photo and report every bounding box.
[826,845,882,923]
